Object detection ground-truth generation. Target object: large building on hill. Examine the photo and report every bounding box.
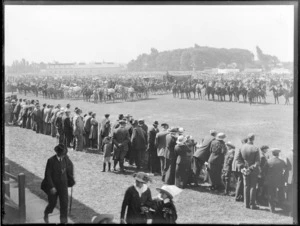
[46,62,126,75]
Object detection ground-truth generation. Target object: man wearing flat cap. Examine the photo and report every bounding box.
[113,114,124,130]
[193,130,217,186]
[148,121,160,174]
[256,145,269,206]
[236,133,260,209]
[41,144,75,223]
[264,148,287,213]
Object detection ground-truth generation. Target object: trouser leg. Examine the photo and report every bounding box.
[159,156,165,177]
[58,188,68,223]
[249,174,258,207]
[243,175,250,208]
[44,193,58,215]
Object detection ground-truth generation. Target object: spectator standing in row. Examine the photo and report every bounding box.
[55,110,64,144]
[264,148,286,213]
[44,105,52,135]
[193,130,217,186]
[155,123,169,178]
[26,106,33,129]
[113,120,130,172]
[83,111,93,149]
[10,100,17,124]
[221,142,235,195]
[62,109,73,148]
[232,137,247,202]
[237,133,260,210]
[284,148,294,217]
[99,114,110,150]
[33,104,43,134]
[207,132,227,191]
[89,113,98,149]
[73,108,84,152]
[51,105,61,138]
[174,135,192,189]
[164,128,179,185]
[148,121,160,175]
[256,145,269,206]
[13,99,22,125]
[131,120,147,170]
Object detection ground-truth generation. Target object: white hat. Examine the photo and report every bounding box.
[178,127,185,134]
[216,132,226,140]
[176,135,187,145]
[156,185,183,199]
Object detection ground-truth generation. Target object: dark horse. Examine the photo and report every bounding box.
[205,83,215,101]
[269,86,284,104]
[215,86,227,101]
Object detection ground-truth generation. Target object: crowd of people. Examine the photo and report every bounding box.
[4,95,294,223]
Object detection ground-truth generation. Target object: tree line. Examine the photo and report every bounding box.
[127,44,282,72]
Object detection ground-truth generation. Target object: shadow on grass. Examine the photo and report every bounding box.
[5,158,99,223]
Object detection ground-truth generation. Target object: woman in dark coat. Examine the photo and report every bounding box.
[152,185,182,224]
[120,172,153,224]
[174,135,193,189]
[207,133,227,191]
[89,113,98,148]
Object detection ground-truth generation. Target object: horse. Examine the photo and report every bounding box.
[105,88,115,103]
[215,86,227,101]
[283,87,293,105]
[227,85,235,102]
[205,84,215,101]
[239,86,248,102]
[82,87,93,102]
[171,84,178,98]
[269,86,284,104]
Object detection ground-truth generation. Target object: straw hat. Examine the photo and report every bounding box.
[216,133,226,141]
[176,135,187,145]
[91,214,114,224]
[178,127,185,135]
[226,142,235,149]
[156,185,183,199]
[133,172,152,183]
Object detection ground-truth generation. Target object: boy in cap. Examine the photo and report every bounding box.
[101,135,113,172]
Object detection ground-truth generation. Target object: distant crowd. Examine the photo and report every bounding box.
[5,95,294,223]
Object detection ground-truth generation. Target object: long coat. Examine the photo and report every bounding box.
[121,185,152,224]
[89,118,98,140]
[264,156,286,188]
[164,134,177,185]
[175,143,193,188]
[148,126,160,173]
[113,127,130,160]
[207,139,227,187]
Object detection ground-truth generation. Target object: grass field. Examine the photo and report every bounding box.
[4,92,294,224]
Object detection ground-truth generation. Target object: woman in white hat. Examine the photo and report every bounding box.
[207,132,227,191]
[120,172,153,224]
[174,135,193,189]
[152,185,182,224]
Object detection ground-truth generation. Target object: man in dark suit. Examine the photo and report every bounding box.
[62,109,73,148]
[83,111,93,149]
[264,148,287,213]
[131,120,147,170]
[155,123,169,179]
[42,144,75,224]
[193,130,217,186]
[33,104,43,133]
[237,133,260,210]
[256,145,269,205]
[41,103,47,134]
[112,120,130,172]
[13,98,22,125]
[112,114,124,130]
[44,105,53,135]
[148,121,160,174]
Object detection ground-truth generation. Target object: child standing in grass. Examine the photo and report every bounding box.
[101,135,113,172]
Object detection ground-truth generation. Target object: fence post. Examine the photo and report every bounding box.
[18,173,26,223]
[5,163,11,197]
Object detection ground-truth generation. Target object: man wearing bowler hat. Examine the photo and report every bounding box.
[236,133,260,210]
[42,144,75,224]
[131,120,147,170]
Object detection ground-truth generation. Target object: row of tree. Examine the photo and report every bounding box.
[127,44,281,71]
[5,59,47,74]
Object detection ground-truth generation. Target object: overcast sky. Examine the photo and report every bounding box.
[4,4,294,65]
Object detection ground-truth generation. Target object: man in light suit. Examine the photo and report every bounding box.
[73,108,84,152]
[155,123,169,178]
[44,105,53,135]
[236,133,260,210]
[50,105,61,137]
[264,148,287,213]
